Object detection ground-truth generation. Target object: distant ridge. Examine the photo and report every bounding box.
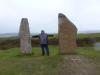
[0,33,18,37]
[78,30,100,34]
[0,30,100,37]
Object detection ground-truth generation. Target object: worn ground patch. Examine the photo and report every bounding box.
[58,55,100,75]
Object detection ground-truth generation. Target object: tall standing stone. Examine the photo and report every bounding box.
[58,13,77,54]
[19,18,32,54]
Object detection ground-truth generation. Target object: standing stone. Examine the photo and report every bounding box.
[19,18,32,54]
[58,13,77,54]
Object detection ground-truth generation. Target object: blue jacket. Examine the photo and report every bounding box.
[39,33,48,44]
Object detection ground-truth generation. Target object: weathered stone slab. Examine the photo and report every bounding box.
[58,13,77,54]
[19,18,32,54]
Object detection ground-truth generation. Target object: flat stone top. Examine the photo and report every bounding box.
[21,18,29,25]
[21,18,28,21]
[22,18,28,20]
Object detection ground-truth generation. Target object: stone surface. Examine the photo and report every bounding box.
[19,18,32,54]
[58,13,77,54]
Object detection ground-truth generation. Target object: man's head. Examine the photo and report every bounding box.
[41,30,45,34]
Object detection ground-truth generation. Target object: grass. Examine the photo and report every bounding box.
[0,46,61,75]
[1,33,100,50]
[0,33,100,75]
[77,47,100,59]
[0,46,100,75]
[0,45,59,59]
[77,33,100,39]
[0,56,61,75]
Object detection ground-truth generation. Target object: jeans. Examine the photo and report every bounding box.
[41,44,49,56]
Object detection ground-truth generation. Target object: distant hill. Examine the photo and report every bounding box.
[0,30,100,38]
[0,33,57,38]
[0,33,18,37]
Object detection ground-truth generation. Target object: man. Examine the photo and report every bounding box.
[39,30,49,56]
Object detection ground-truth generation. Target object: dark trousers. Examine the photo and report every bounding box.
[41,44,49,56]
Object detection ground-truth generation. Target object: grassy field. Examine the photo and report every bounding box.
[77,33,100,39]
[77,47,100,58]
[0,46,100,75]
[0,46,61,75]
[0,33,100,49]
[0,33,100,75]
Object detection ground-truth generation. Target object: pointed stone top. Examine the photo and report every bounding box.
[58,13,66,18]
[58,13,78,31]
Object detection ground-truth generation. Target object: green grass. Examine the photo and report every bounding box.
[0,46,61,75]
[0,45,59,59]
[77,47,100,59]
[77,33,100,39]
[0,46,100,75]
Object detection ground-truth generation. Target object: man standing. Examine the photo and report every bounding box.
[39,30,49,56]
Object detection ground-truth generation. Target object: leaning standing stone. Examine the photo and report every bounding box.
[58,13,77,54]
[19,18,32,54]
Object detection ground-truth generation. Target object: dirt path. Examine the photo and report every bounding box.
[58,55,100,75]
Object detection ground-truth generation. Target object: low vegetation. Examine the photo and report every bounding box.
[77,33,100,39]
[0,33,100,75]
[0,33,100,50]
[0,45,100,75]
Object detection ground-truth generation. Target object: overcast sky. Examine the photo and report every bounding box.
[0,0,100,33]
